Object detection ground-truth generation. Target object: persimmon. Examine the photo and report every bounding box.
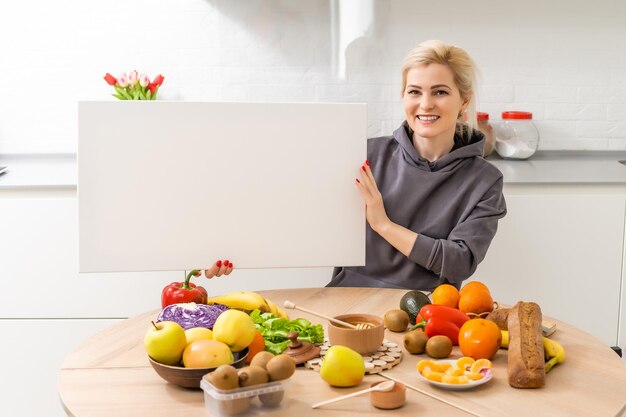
[458,318,502,360]
[432,284,460,309]
[245,330,266,365]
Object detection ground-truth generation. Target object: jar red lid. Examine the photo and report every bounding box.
[502,111,532,120]
[477,112,489,121]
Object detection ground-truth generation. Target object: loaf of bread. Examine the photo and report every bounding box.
[507,301,545,388]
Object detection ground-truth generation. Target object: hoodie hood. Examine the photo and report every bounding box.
[393,120,485,172]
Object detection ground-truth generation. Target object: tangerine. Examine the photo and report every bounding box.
[432,284,460,309]
[459,281,490,296]
[458,318,502,360]
[245,330,266,365]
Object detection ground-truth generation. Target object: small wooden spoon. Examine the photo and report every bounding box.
[283,300,362,330]
[311,381,395,409]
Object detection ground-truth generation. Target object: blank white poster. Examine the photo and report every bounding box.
[78,101,366,273]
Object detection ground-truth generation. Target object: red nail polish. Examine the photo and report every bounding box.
[228,262,233,268]
[361,165,366,171]
[365,160,370,166]
[224,259,229,265]
[356,178,360,183]
[216,260,222,267]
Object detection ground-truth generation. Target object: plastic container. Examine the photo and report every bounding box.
[201,379,287,416]
[495,111,539,160]
[476,112,495,157]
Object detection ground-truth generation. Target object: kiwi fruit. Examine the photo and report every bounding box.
[237,365,269,387]
[249,351,275,370]
[206,364,240,390]
[259,391,285,407]
[384,309,410,332]
[265,354,296,381]
[425,335,453,359]
[218,398,251,415]
[403,329,429,354]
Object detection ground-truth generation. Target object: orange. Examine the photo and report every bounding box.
[458,288,494,315]
[459,281,490,296]
[470,358,493,374]
[432,284,460,309]
[416,359,437,374]
[455,356,475,371]
[458,318,502,360]
[244,330,266,365]
[442,374,469,384]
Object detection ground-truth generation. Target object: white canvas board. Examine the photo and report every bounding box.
[78,101,366,273]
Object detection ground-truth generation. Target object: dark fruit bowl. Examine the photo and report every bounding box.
[148,348,249,389]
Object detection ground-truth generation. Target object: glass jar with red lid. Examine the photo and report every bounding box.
[476,112,495,157]
[495,111,539,159]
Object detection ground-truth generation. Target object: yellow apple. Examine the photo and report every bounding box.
[212,309,256,352]
[182,339,234,368]
[320,345,365,387]
[144,321,187,365]
[184,327,213,345]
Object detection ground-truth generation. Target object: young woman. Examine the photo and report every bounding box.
[327,40,506,291]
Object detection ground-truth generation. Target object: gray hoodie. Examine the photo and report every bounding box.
[328,121,507,291]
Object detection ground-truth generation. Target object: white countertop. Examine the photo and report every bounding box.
[2,151,626,190]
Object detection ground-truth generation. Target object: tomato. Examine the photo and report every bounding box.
[458,318,502,360]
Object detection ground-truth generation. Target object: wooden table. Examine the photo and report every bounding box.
[59,287,626,417]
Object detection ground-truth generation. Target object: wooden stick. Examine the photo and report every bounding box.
[283,300,359,330]
[378,373,482,417]
[311,381,394,409]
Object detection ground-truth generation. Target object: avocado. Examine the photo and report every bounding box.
[399,290,431,325]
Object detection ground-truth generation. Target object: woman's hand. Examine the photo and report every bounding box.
[204,259,234,278]
[356,160,391,233]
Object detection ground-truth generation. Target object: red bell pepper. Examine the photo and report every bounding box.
[411,304,469,345]
[161,269,208,308]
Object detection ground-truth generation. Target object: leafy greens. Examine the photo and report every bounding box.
[250,309,325,355]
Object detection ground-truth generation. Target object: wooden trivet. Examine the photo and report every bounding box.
[304,339,402,374]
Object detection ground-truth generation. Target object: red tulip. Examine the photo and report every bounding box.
[152,74,164,86]
[148,83,157,94]
[103,73,117,86]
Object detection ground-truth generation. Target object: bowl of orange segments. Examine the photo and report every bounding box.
[416,357,493,390]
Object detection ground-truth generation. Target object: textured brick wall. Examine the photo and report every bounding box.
[1,0,625,152]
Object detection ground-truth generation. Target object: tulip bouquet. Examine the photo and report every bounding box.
[103,71,164,100]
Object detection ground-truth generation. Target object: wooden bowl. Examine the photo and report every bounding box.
[148,348,248,389]
[327,314,384,355]
[370,380,406,409]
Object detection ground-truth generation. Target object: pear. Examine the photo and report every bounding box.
[319,345,365,387]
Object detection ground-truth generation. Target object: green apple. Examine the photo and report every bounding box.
[144,321,187,365]
[185,327,213,345]
[320,345,365,387]
[212,309,256,352]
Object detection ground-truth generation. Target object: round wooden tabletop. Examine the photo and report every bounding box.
[58,287,626,417]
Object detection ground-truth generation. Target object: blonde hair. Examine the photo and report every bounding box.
[401,40,478,140]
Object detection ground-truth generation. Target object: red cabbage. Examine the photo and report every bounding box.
[156,302,229,330]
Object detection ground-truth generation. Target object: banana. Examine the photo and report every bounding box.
[543,337,566,373]
[500,330,565,373]
[206,291,270,312]
[264,298,290,319]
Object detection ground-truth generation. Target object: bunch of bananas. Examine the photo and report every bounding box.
[500,330,565,373]
[206,291,289,318]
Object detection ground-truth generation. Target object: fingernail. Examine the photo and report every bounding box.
[224,259,229,265]
[365,160,370,166]
[228,262,233,268]
[356,178,360,183]
[361,165,366,171]
[216,260,222,267]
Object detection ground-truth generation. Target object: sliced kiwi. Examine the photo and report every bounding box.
[237,365,269,387]
[207,364,240,390]
[266,354,296,381]
[249,351,275,370]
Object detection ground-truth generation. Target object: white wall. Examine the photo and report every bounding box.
[1,0,625,153]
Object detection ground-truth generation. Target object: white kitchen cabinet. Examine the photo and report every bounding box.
[0,191,332,319]
[0,318,119,417]
[475,184,626,348]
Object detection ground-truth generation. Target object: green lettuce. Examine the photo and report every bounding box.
[250,310,325,355]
